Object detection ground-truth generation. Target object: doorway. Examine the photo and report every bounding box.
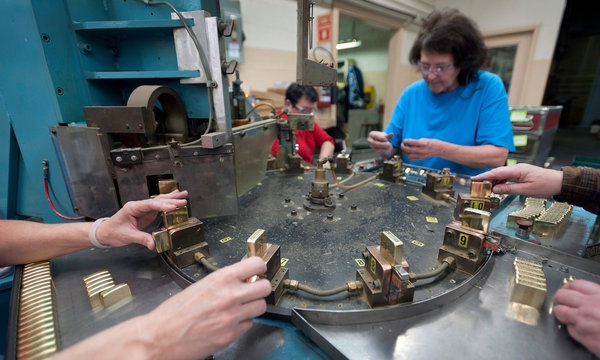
[543,0,600,128]
[336,14,391,148]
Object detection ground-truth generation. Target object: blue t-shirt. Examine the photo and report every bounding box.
[384,71,515,176]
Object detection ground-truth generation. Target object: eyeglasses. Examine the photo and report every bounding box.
[418,61,454,76]
[293,104,314,114]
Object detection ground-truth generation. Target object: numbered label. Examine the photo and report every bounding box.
[219,236,232,244]
[281,258,289,266]
[469,200,485,210]
[355,258,365,267]
[370,256,377,275]
[411,240,425,247]
[458,233,469,248]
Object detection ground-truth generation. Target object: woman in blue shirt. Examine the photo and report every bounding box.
[368,8,514,176]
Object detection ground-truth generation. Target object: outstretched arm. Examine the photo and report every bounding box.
[52,256,272,360]
[401,139,509,169]
[368,131,397,159]
[0,190,188,266]
[471,163,563,198]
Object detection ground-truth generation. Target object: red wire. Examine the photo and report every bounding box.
[43,179,86,221]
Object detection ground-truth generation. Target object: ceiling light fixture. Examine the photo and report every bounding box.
[336,39,362,50]
[337,19,362,50]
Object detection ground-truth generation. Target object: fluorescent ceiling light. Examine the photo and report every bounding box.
[336,39,362,50]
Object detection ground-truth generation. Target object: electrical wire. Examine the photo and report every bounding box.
[330,169,378,191]
[138,0,215,135]
[244,102,277,118]
[329,168,356,189]
[43,180,86,221]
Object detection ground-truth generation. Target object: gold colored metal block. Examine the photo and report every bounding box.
[83,270,133,309]
[152,228,171,253]
[533,201,573,237]
[510,257,547,310]
[423,169,456,200]
[438,221,486,274]
[380,231,404,266]
[99,283,132,308]
[83,270,116,309]
[507,198,547,228]
[247,229,268,257]
[158,179,179,194]
[163,206,189,228]
[461,207,491,233]
[470,181,492,198]
[454,193,491,220]
[17,261,57,360]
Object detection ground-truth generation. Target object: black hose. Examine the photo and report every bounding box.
[296,283,350,297]
[412,261,450,281]
[199,257,220,272]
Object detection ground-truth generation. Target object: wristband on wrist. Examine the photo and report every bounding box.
[89,217,111,248]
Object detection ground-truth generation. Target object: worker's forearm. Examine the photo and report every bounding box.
[0,220,93,266]
[50,316,158,360]
[438,143,508,168]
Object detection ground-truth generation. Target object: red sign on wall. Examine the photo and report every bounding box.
[317,14,331,43]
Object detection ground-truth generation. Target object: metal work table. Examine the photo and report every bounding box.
[7,168,600,359]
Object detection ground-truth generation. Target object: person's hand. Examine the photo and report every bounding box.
[400,138,442,160]
[142,256,272,359]
[553,279,600,356]
[471,163,562,198]
[368,131,395,159]
[95,190,189,249]
[54,256,271,359]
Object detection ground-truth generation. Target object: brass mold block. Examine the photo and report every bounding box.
[437,221,486,275]
[509,257,547,310]
[356,231,413,307]
[380,156,404,183]
[422,168,456,200]
[507,198,547,228]
[470,181,492,198]
[246,229,286,305]
[83,270,131,309]
[532,201,573,237]
[454,193,491,221]
[17,261,57,360]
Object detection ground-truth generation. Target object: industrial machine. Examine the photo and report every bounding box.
[1,1,600,359]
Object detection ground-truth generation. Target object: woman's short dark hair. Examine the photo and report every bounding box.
[286,83,319,106]
[408,8,488,85]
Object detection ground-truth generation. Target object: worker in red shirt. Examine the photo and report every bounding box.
[271,83,334,165]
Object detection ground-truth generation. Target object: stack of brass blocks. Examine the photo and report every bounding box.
[438,181,492,275]
[507,198,547,228]
[247,229,287,305]
[454,181,492,221]
[422,168,456,200]
[507,198,573,237]
[356,231,414,307]
[379,156,404,183]
[334,153,352,175]
[509,257,547,310]
[82,270,132,309]
[17,261,57,360]
[437,221,486,275]
[532,202,573,237]
[152,205,208,268]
